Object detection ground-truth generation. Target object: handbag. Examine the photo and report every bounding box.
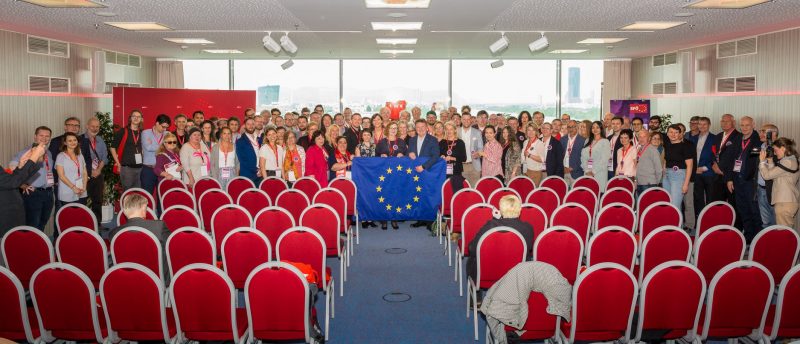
[113,128,128,175]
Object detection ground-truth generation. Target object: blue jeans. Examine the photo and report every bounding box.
[23,187,54,231]
[140,166,159,195]
[662,168,687,209]
[757,185,776,227]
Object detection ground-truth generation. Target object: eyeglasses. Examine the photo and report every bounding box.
[66,123,80,127]
[165,141,177,144]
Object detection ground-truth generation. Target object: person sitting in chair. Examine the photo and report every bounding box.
[109,193,169,246]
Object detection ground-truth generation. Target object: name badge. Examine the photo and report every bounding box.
[221,167,232,180]
[74,179,83,190]
[733,159,743,172]
[446,163,454,175]
[345,171,352,179]
[200,167,209,177]
[92,158,100,171]
[587,158,593,170]
[46,171,55,186]
[607,159,614,171]
[134,153,143,164]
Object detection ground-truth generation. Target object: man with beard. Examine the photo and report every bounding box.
[235,117,262,183]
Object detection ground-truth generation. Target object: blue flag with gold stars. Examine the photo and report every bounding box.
[352,157,445,221]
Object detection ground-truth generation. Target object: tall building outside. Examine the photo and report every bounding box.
[567,67,581,103]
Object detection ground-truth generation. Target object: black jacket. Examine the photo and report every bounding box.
[725,132,761,182]
[543,137,565,178]
[607,133,623,175]
[0,161,40,236]
[715,130,743,182]
[467,217,534,282]
[342,126,361,155]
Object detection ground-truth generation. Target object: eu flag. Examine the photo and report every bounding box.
[352,157,445,221]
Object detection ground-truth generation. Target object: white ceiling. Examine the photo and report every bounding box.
[2,0,799,59]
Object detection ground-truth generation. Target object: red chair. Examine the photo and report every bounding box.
[638,201,682,243]
[275,189,310,224]
[237,188,272,219]
[693,225,745,284]
[254,207,296,259]
[445,189,484,266]
[1,226,53,289]
[55,227,108,289]
[169,264,248,344]
[498,291,559,343]
[560,263,637,344]
[695,201,736,241]
[244,262,316,344]
[487,188,521,210]
[540,176,568,202]
[534,226,584,284]
[314,187,352,256]
[211,204,253,253]
[192,177,222,201]
[595,203,636,233]
[99,263,176,343]
[519,203,548,244]
[749,225,800,284]
[0,266,41,343]
[638,226,692,284]
[165,227,215,278]
[599,187,634,209]
[474,176,503,200]
[276,227,334,340]
[259,176,288,203]
[455,203,496,296]
[699,261,774,343]
[550,203,592,245]
[572,176,600,198]
[198,188,234,232]
[55,203,98,234]
[226,176,255,203]
[300,204,346,296]
[506,176,535,201]
[438,177,471,245]
[330,177,360,245]
[587,226,637,271]
[161,188,195,211]
[564,186,598,221]
[157,178,186,202]
[467,227,527,340]
[526,187,561,216]
[607,175,635,194]
[635,261,706,343]
[766,265,800,341]
[160,205,201,231]
[117,207,157,227]
[221,228,272,289]
[637,187,670,213]
[121,187,156,211]
[293,176,321,201]
[110,226,163,281]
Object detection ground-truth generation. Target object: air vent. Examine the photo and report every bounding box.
[128,55,141,67]
[104,82,142,94]
[717,78,736,92]
[717,36,758,58]
[49,40,69,57]
[27,35,69,58]
[653,55,665,67]
[103,50,141,68]
[105,51,117,64]
[663,82,677,94]
[717,41,736,58]
[652,52,677,67]
[29,76,51,92]
[735,76,756,92]
[116,53,129,66]
[50,78,70,93]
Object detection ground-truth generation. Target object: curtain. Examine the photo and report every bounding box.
[157,60,184,89]
[602,60,631,114]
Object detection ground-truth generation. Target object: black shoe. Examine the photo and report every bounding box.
[391,221,399,230]
[381,222,388,230]
[411,221,424,227]
[426,223,433,230]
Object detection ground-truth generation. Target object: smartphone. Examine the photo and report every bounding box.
[31,142,39,148]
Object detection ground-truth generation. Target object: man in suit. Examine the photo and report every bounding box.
[560,120,585,185]
[109,193,169,245]
[235,117,263,184]
[408,119,441,229]
[713,113,742,203]
[690,116,717,222]
[607,116,624,179]
[459,112,483,186]
[343,113,361,155]
[539,123,564,178]
[726,116,763,242]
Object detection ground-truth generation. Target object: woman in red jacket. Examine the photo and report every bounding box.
[304,130,329,187]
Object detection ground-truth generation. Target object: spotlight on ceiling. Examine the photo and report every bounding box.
[528,33,549,53]
[262,33,281,54]
[281,59,294,70]
[489,33,509,55]
[490,59,504,69]
[280,33,298,54]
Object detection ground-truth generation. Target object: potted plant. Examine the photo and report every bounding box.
[94,112,122,222]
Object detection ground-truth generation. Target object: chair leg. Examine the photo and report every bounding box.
[355,214,360,245]
[447,235,453,266]
[466,281,472,318]
[437,212,443,244]
[458,257,464,297]
[340,258,345,297]
[325,286,330,341]
[331,283,335,319]
[473,289,479,341]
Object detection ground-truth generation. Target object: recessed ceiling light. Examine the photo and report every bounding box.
[577,38,628,44]
[371,22,423,31]
[365,0,431,9]
[685,0,770,9]
[620,21,686,30]
[674,12,696,17]
[376,38,418,45]
[163,38,214,44]
[19,0,105,8]
[105,22,173,31]
[202,49,243,54]
[549,49,588,54]
[380,49,414,54]
[387,12,408,18]
[94,11,117,17]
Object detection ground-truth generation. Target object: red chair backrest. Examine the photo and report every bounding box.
[573,176,600,198]
[56,203,97,233]
[540,176,567,202]
[275,190,310,224]
[330,178,357,216]
[161,188,195,210]
[160,205,201,231]
[1,226,53,289]
[509,291,558,340]
[607,176,635,194]
[300,204,342,257]
[198,189,233,232]
[221,229,272,289]
[519,204,548,244]
[110,228,162,280]
[475,227,527,289]
[0,266,36,343]
[440,177,470,216]
[276,228,327,289]
[236,188,272,218]
[193,178,222,201]
[702,261,774,340]
[526,187,560,216]
[694,225,745,284]
[639,202,682,241]
[226,177,255,203]
[121,188,156,211]
[569,263,637,342]
[169,264,243,343]
[637,262,705,342]
[118,208,157,227]
[749,225,800,284]
[596,203,636,233]
[259,177,288,204]
[550,203,592,244]
[695,201,736,240]
[639,226,692,284]
[313,188,348,233]
[600,187,634,209]
[564,187,597,220]
[475,177,503,200]
[459,204,495,257]
[771,265,800,340]
[254,207,296,258]
[449,189,484,234]
[100,263,172,343]
[55,227,108,289]
[211,205,253,253]
[293,177,321,201]
[506,176,535,201]
[166,228,215,277]
[158,178,186,201]
[488,188,520,210]
[637,187,670,213]
[534,227,584,284]
[245,262,310,342]
[587,227,637,270]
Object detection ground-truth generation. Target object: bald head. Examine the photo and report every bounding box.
[740,116,755,136]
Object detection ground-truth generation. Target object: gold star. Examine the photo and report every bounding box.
[386,204,392,210]
[378,196,384,203]
[379,175,385,182]
[406,204,412,209]
[396,207,402,213]
[386,168,392,174]
[413,175,419,182]
[397,164,403,171]
[413,196,420,202]
[376,186,382,192]
[416,186,422,192]
[406,168,412,174]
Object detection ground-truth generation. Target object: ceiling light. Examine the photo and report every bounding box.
[620,21,685,30]
[674,12,696,17]
[371,22,423,31]
[94,11,117,17]
[387,12,408,18]
[376,38,418,45]
[577,38,628,44]
[202,49,243,54]
[528,33,549,53]
[280,33,298,54]
[20,0,105,8]
[685,0,770,9]
[105,22,173,31]
[489,34,510,55]
[490,59,504,69]
[549,49,588,54]
[380,49,414,54]
[365,0,431,8]
[163,38,214,44]
[281,59,294,70]
[262,33,281,53]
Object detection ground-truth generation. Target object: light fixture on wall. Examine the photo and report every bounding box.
[262,33,281,53]
[489,33,509,55]
[490,59,504,69]
[280,33,298,54]
[281,59,294,70]
[528,32,549,53]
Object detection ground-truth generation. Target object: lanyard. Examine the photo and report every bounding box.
[352,127,361,143]
[131,128,140,146]
[268,143,279,163]
[222,149,231,167]
[566,136,576,155]
[155,130,164,145]
[248,134,259,150]
[68,153,81,178]
[720,131,732,150]
[44,154,50,170]
[446,140,456,155]
[89,136,97,151]
[373,130,383,145]
[389,139,398,155]
[589,140,598,158]
[177,133,185,145]
[336,149,350,163]
[192,148,209,172]
[321,146,329,160]
[166,152,181,165]
[739,137,751,159]
[524,136,537,154]
[620,145,633,162]
[637,144,650,160]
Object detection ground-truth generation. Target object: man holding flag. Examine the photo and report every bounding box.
[408,119,442,229]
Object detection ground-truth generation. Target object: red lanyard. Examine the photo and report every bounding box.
[389,139,398,155]
[44,154,50,170]
[248,134,259,150]
[373,130,383,145]
[589,140,598,157]
[167,152,181,165]
[89,137,97,151]
[567,136,576,155]
[336,149,350,163]
[131,129,140,145]
[446,140,456,155]
[155,130,164,145]
[720,131,732,150]
[740,137,751,159]
[524,137,537,154]
[620,145,633,162]
[321,146,329,160]
[352,127,361,143]
[268,143,278,162]
[637,144,650,159]
[177,133,185,145]
[222,149,230,167]
[68,153,81,178]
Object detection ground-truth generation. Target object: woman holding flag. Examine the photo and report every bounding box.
[375,121,407,230]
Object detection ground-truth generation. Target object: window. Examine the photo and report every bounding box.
[451,60,558,118]
[342,60,449,115]
[233,60,339,113]
[182,60,229,90]
[559,60,603,120]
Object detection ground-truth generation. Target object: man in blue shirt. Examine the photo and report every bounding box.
[235,117,262,184]
[141,114,171,195]
[9,126,55,231]
[408,119,441,229]
[81,117,108,226]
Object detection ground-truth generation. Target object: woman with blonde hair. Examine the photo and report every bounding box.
[211,127,239,189]
[282,130,305,185]
[433,121,445,143]
[154,132,183,182]
[579,120,592,139]
[466,195,533,281]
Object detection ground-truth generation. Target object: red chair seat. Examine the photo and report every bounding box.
[116,309,177,341]
[0,307,41,341]
[764,305,800,339]
[695,307,755,339]
[186,308,248,341]
[51,311,107,341]
[325,237,347,256]
[559,322,624,341]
